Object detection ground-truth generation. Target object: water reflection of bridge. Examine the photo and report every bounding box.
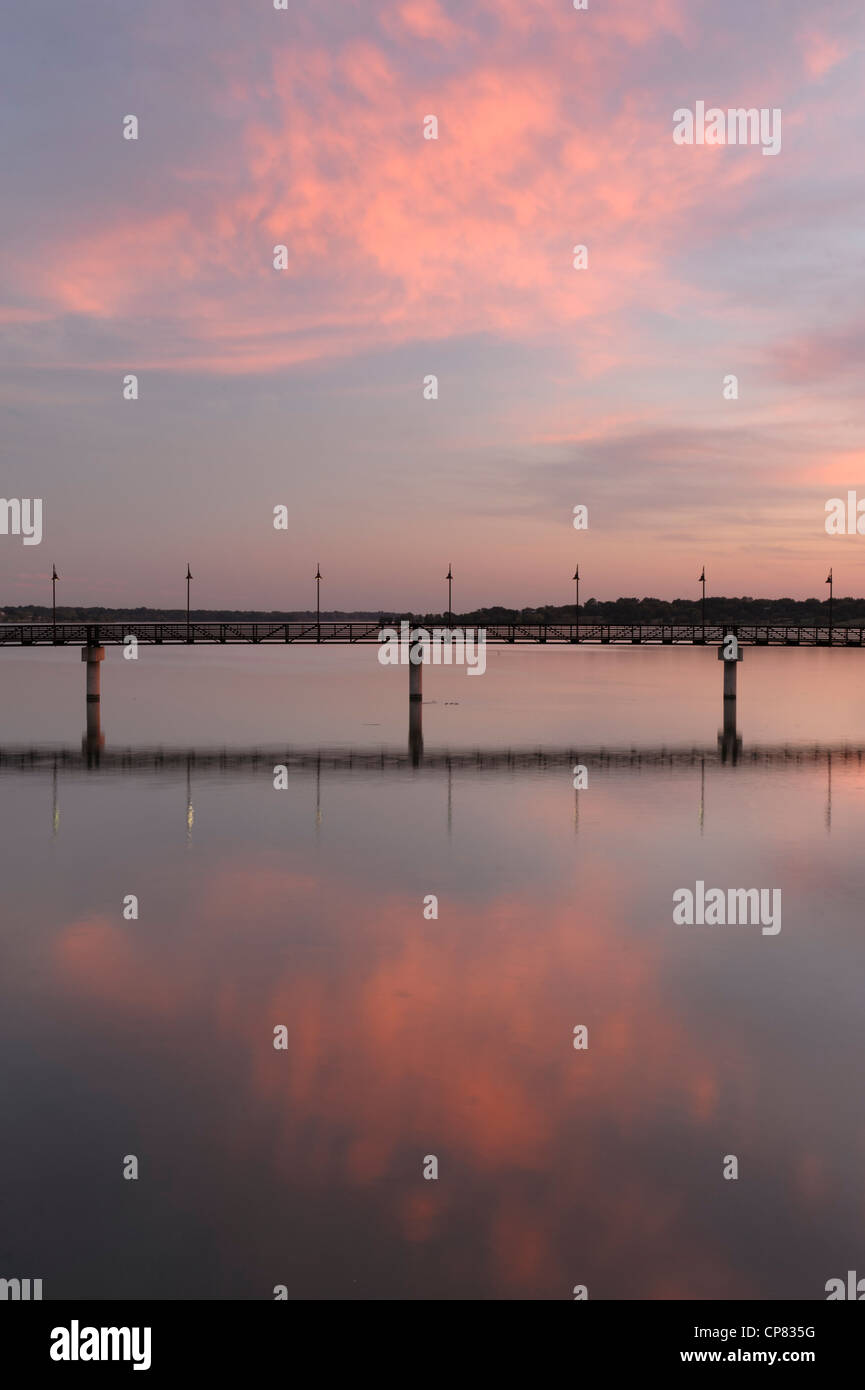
[2,741,862,775]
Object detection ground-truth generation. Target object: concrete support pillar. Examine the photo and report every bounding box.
[82,645,105,702]
[717,637,742,760]
[83,700,105,762]
[408,636,423,764]
[723,657,737,707]
[409,655,423,702]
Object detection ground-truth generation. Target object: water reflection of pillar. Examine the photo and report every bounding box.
[699,757,705,835]
[446,758,452,835]
[82,698,105,765]
[409,698,423,767]
[52,757,59,836]
[186,757,195,845]
[826,750,832,833]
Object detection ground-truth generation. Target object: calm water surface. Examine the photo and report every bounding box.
[1,645,864,1299]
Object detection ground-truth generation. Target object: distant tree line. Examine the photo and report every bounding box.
[1,597,862,625]
[449,596,861,625]
[0,606,383,622]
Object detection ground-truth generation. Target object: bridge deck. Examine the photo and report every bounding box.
[0,622,861,647]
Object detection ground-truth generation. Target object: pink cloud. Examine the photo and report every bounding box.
[3,7,776,376]
[799,26,849,79]
[386,0,463,44]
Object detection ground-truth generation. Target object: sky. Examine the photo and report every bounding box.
[1,0,864,610]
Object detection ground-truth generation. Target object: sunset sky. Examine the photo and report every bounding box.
[2,0,864,610]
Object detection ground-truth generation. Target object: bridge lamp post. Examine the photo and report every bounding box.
[52,565,58,634]
[186,565,192,641]
[446,565,453,628]
[315,564,322,642]
[699,567,706,636]
[573,566,580,641]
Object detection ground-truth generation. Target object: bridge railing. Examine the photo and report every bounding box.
[1,621,864,646]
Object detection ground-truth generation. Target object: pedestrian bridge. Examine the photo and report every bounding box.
[0,621,861,647]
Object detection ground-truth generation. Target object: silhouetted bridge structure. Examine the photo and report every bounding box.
[0,621,863,646]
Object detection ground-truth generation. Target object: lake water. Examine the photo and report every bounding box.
[1,644,863,1299]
